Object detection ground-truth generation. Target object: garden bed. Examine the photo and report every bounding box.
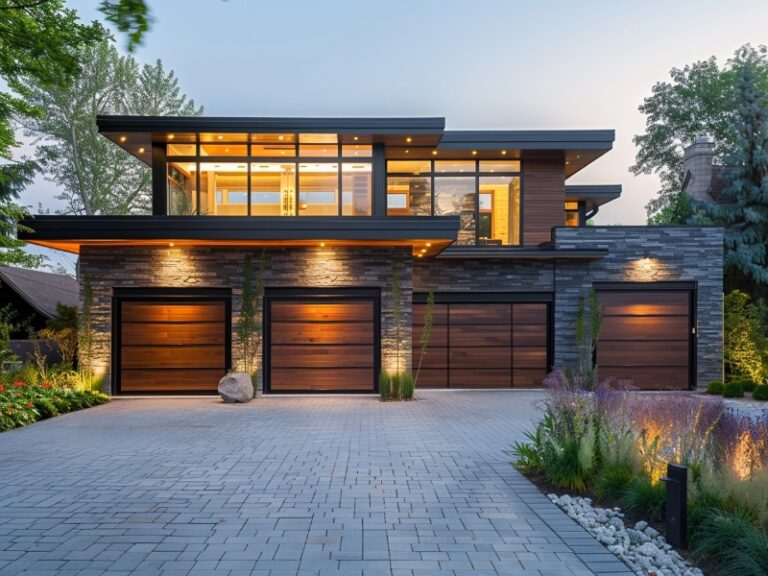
[0,380,109,432]
[513,373,768,576]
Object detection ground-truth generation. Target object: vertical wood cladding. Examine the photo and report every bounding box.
[523,151,565,246]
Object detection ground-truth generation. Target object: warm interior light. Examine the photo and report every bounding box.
[320,242,325,247]
[353,136,359,141]
[432,150,437,156]
[119,135,127,143]
[426,242,432,247]
[217,135,224,140]
[405,149,410,154]
[406,137,412,143]
[472,150,477,155]
[168,134,175,140]
[417,253,423,258]
[169,242,174,247]
[278,135,285,141]
[501,150,507,155]
[225,148,230,152]
[138,147,145,153]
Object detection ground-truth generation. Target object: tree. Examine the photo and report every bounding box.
[723,290,767,382]
[0,0,103,265]
[632,45,768,223]
[698,57,768,292]
[15,40,202,215]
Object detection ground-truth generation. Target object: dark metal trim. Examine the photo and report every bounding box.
[372,144,386,216]
[438,246,608,259]
[263,287,381,395]
[19,215,460,243]
[151,143,166,215]
[112,287,232,396]
[413,292,554,304]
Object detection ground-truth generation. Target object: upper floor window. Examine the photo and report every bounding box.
[165,134,371,216]
[565,201,580,226]
[386,159,522,246]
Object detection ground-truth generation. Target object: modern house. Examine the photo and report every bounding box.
[19,116,723,394]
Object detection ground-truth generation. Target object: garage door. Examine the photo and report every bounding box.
[117,299,228,394]
[596,288,693,390]
[267,293,378,392]
[413,299,550,388]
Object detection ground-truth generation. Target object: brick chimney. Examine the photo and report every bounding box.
[682,135,715,202]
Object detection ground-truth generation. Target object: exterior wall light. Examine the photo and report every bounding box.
[119,135,127,143]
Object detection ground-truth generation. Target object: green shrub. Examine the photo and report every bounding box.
[752,385,768,401]
[723,381,745,398]
[595,462,635,503]
[734,379,758,393]
[621,477,666,522]
[379,371,414,401]
[707,380,724,394]
[690,507,768,576]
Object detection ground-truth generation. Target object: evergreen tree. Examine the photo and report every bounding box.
[699,57,768,292]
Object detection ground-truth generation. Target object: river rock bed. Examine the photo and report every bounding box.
[549,494,703,576]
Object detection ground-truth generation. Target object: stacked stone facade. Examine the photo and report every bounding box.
[78,226,723,393]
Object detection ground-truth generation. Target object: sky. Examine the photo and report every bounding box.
[16,0,768,271]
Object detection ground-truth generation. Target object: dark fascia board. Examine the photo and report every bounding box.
[437,246,608,260]
[565,184,622,208]
[96,115,446,136]
[439,129,615,150]
[18,215,460,242]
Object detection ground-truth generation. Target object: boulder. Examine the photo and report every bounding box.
[218,372,254,403]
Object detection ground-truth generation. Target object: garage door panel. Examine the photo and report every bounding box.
[598,340,689,367]
[271,321,373,345]
[450,324,511,347]
[513,304,548,324]
[415,369,448,388]
[270,368,374,391]
[122,322,225,346]
[411,346,448,368]
[450,303,511,324]
[513,369,547,388]
[599,367,690,390]
[120,369,225,391]
[270,302,373,322]
[413,304,448,325]
[451,369,510,388]
[599,291,689,316]
[122,302,225,323]
[121,345,225,369]
[512,325,548,346]
[601,316,690,340]
[449,346,512,369]
[271,345,374,368]
[513,347,548,369]
[413,324,448,347]
[597,289,692,390]
[118,299,228,393]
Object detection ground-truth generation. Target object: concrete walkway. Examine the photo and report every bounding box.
[0,391,632,576]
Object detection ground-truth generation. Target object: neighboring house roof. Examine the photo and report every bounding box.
[0,266,78,318]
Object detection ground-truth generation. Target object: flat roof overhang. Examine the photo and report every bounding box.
[437,245,608,260]
[97,115,447,162]
[565,184,622,211]
[19,215,460,257]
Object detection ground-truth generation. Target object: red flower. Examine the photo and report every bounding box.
[41,382,52,389]
[12,381,26,388]
[25,402,34,409]
[0,384,4,392]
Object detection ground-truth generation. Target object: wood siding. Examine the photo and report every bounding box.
[413,301,549,388]
[596,290,691,390]
[522,151,566,245]
[269,300,376,392]
[119,300,227,393]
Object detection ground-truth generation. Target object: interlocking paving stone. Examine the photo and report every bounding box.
[0,391,629,575]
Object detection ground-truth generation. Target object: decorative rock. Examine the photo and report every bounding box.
[548,494,704,576]
[218,372,254,403]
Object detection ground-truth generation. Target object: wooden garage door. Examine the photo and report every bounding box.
[268,299,377,392]
[413,300,549,388]
[597,290,692,390]
[119,300,227,393]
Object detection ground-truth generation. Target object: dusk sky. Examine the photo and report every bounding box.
[18,0,768,270]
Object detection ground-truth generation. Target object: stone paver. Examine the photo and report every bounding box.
[0,391,630,576]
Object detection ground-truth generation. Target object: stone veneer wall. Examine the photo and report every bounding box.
[413,259,554,293]
[553,226,724,388]
[78,245,412,392]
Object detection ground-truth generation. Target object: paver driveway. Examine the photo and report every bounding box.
[0,391,631,576]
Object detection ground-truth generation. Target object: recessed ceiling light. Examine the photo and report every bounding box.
[405,149,410,154]
[406,137,412,143]
[138,147,145,153]
[353,136,359,141]
[217,135,223,140]
[225,148,230,153]
[320,242,325,247]
[501,150,507,155]
[417,253,423,258]
[426,242,432,247]
[168,134,175,140]
[119,135,127,143]
[432,150,438,156]
[169,242,174,247]
[278,135,285,141]
[471,150,477,155]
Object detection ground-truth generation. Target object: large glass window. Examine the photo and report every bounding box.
[251,163,295,216]
[434,177,476,244]
[298,163,338,216]
[479,176,521,245]
[342,163,372,216]
[199,163,248,216]
[167,162,197,215]
[565,201,580,226]
[386,159,522,245]
[386,177,431,215]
